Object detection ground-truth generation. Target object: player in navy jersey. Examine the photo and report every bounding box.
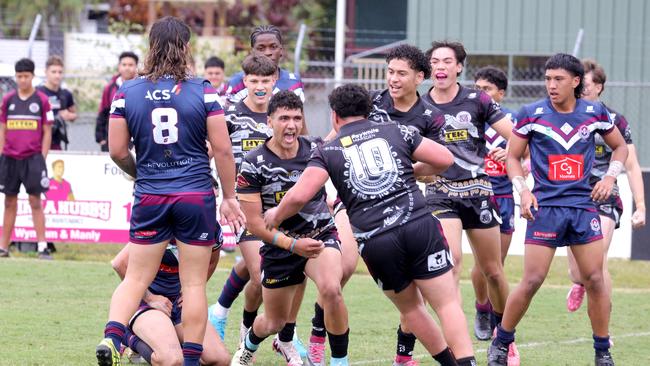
[423,41,512,347]
[366,44,444,366]
[230,91,350,366]
[488,54,628,366]
[96,17,245,366]
[266,85,477,366]
[110,236,229,365]
[564,59,646,312]
[472,66,521,352]
[225,25,305,106]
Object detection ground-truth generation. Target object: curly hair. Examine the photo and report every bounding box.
[141,17,193,82]
[268,90,303,116]
[328,84,372,118]
[386,44,431,79]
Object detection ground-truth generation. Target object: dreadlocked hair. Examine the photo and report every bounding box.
[250,25,283,47]
[141,16,193,82]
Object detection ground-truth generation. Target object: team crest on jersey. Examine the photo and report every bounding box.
[29,102,40,113]
[8,103,15,111]
[590,218,601,232]
[456,111,472,124]
[288,170,301,182]
[578,125,590,141]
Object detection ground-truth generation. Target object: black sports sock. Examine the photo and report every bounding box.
[432,347,457,365]
[279,322,296,342]
[396,325,417,357]
[327,329,349,358]
[311,302,326,337]
[242,309,258,329]
[456,356,477,366]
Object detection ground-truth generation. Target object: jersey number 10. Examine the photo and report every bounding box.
[152,108,179,144]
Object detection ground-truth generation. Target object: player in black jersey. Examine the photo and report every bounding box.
[423,41,512,341]
[266,85,477,366]
[230,91,350,366]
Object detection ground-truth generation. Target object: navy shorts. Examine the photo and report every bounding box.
[260,228,341,289]
[129,296,182,329]
[525,206,603,247]
[360,214,453,293]
[130,192,216,246]
[0,154,49,195]
[593,196,623,229]
[238,227,260,244]
[492,195,515,234]
[429,196,501,230]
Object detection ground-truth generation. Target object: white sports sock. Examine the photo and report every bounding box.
[37,241,48,252]
[212,302,229,318]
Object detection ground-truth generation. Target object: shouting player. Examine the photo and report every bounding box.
[266,84,477,366]
[488,53,627,366]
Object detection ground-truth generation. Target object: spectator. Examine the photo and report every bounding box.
[204,56,226,96]
[95,51,138,152]
[37,56,76,150]
[0,58,54,259]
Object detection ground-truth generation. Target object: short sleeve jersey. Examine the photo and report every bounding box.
[308,119,428,242]
[225,100,273,173]
[237,136,334,260]
[421,85,506,198]
[368,89,444,140]
[110,76,224,194]
[226,68,305,105]
[36,85,74,117]
[590,105,633,196]
[0,90,54,158]
[484,106,517,196]
[513,98,614,208]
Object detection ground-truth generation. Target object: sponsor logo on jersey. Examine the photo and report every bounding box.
[198,232,208,240]
[548,154,584,181]
[444,129,469,142]
[340,136,352,147]
[467,92,477,99]
[424,109,432,116]
[427,249,450,271]
[8,103,15,111]
[264,275,290,285]
[144,85,180,101]
[534,107,544,115]
[256,155,264,163]
[134,230,158,239]
[586,105,595,113]
[7,119,38,130]
[274,190,287,203]
[590,218,601,232]
[242,139,265,151]
[484,156,507,177]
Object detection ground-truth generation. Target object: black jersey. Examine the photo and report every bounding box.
[225,100,273,172]
[237,136,334,260]
[309,119,429,242]
[422,85,506,198]
[591,105,633,196]
[368,89,444,140]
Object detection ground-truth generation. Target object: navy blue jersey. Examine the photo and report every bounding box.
[226,68,304,105]
[590,105,633,196]
[368,89,444,140]
[484,106,516,196]
[110,77,224,194]
[225,100,273,173]
[309,119,428,242]
[422,85,506,199]
[513,98,614,209]
[237,136,333,260]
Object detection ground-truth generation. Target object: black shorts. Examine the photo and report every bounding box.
[260,228,341,289]
[593,196,623,229]
[0,154,49,196]
[238,227,260,244]
[359,214,453,293]
[429,197,501,230]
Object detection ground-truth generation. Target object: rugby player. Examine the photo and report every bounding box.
[488,53,627,366]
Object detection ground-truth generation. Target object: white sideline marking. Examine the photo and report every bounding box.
[349,331,650,365]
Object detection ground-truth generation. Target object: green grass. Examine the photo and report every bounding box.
[1,246,650,365]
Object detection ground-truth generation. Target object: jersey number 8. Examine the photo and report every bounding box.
[152,108,179,144]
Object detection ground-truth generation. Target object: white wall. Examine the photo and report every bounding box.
[0,39,48,73]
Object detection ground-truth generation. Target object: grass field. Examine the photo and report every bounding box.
[1,244,650,365]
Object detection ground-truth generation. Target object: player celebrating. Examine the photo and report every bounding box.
[266,84,477,366]
[472,66,519,344]
[488,53,627,366]
[564,59,646,312]
[367,44,444,366]
[96,17,244,366]
[230,91,350,366]
[423,41,512,344]
[225,25,304,105]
